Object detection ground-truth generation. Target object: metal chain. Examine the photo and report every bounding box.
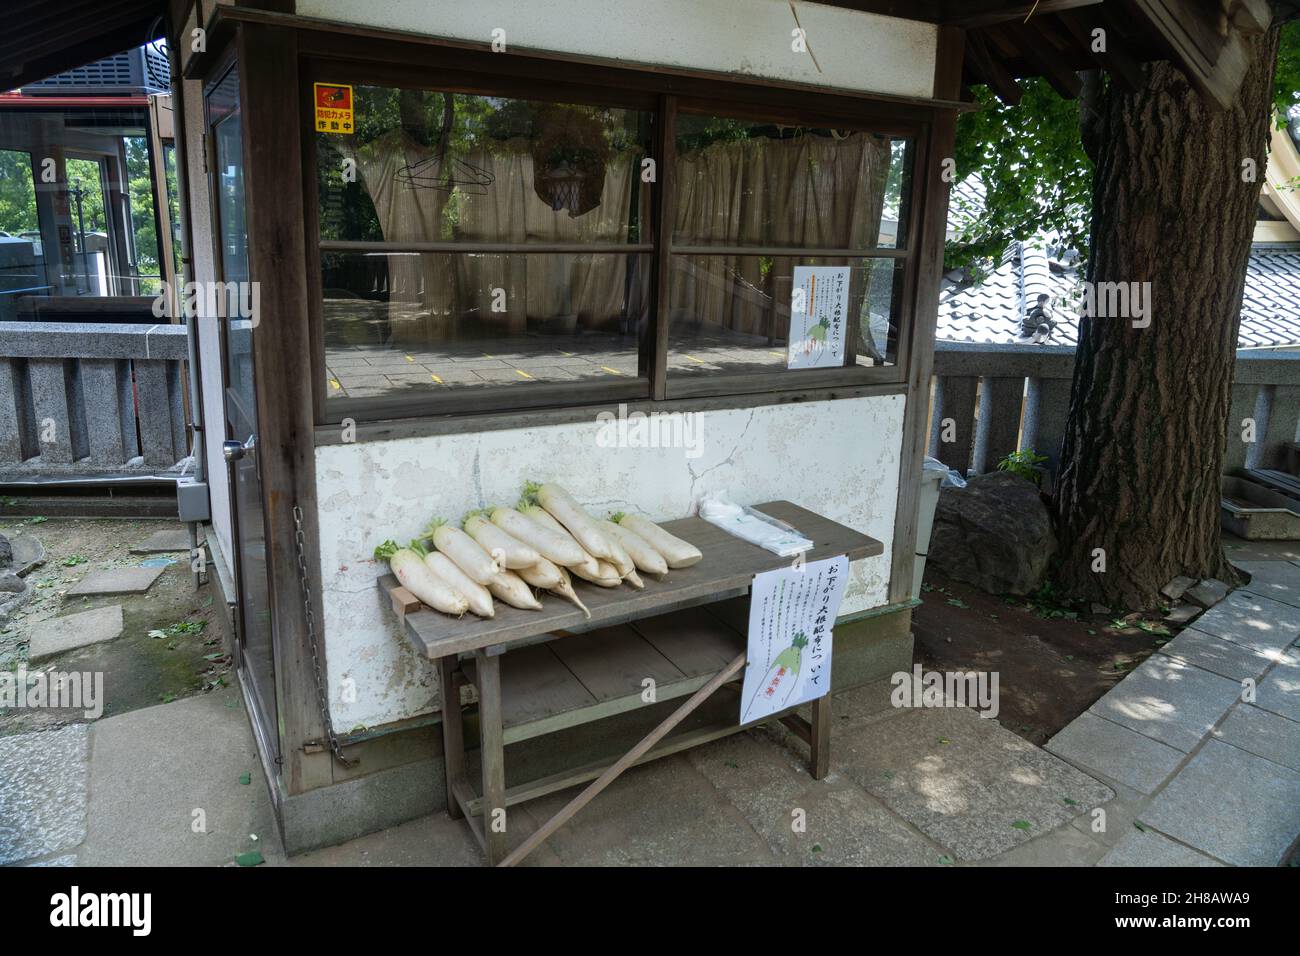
[292,505,356,768]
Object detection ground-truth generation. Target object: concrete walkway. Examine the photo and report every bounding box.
[1043,550,1300,867]
[3,556,1297,867]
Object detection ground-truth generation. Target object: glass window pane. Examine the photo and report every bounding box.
[0,148,40,321]
[666,255,900,378]
[673,113,908,252]
[317,87,652,245]
[209,69,248,283]
[322,251,649,400]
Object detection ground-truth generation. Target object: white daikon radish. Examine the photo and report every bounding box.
[411,541,494,618]
[569,558,621,587]
[548,566,590,619]
[374,540,467,616]
[519,501,604,577]
[423,517,500,585]
[624,568,645,590]
[602,516,668,577]
[617,513,702,569]
[490,506,586,567]
[524,481,618,562]
[515,556,563,590]
[463,510,539,570]
[487,569,543,610]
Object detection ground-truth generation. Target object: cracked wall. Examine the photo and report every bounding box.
[315,394,905,729]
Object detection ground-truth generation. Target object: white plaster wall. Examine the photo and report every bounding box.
[315,394,904,729]
[180,64,234,572]
[296,0,937,100]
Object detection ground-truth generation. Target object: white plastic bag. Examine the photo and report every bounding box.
[698,491,814,557]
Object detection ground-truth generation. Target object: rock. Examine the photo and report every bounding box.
[0,534,11,569]
[1090,603,1110,616]
[1164,602,1201,625]
[1161,576,1196,602]
[0,570,23,593]
[1184,578,1230,610]
[927,471,1057,596]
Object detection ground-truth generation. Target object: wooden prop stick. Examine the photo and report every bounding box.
[498,650,748,867]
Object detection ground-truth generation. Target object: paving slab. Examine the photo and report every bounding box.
[1046,711,1185,795]
[1190,590,1300,656]
[78,686,280,867]
[130,528,191,554]
[1097,829,1225,867]
[1253,648,1300,723]
[1155,627,1280,682]
[0,724,89,865]
[27,604,124,661]
[66,566,164,597]
[287,812,487,867]
[1234,560,1300,609]
[835,706,1113,861]
[1213,703,1300,773]
[687,727,943,866]
[515,752,775,866]
[1087,654,1243,753]
[1140,739,1300,867]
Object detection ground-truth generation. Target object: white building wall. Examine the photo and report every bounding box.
[296,0,937,100]
[315,394,905,729]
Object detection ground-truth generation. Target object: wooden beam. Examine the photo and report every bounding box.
[1129,0,1243,109]
[1005,20,1084,98]
[941,0,1102,28]
[1059,7,1149,93]
[965,29,1024,104]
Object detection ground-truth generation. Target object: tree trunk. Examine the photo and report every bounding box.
[1051,28,1281,610]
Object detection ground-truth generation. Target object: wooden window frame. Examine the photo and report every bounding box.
[300,47,931,428]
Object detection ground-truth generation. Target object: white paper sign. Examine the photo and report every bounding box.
[740,555,848,725]
[787,265,849,369]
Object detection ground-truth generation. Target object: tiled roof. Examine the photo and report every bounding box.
[937,241,1300,350]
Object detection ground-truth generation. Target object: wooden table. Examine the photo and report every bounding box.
[377,501,882,866]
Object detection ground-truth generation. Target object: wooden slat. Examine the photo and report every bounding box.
[380,501,882,660]
[701,596,751,636]
[549,626,685,701]
[464,644,597,730]
[629,607,744,677]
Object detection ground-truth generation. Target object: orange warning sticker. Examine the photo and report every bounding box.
[314,83,353,134]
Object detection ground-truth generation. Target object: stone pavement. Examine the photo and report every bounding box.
[3,554,1296,867]
[1046,550,1300,867]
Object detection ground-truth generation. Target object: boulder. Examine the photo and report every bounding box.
[0,534,10,569]
[928,471,1056,596]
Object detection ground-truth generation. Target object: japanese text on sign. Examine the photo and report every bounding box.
[741,555,848,724]
[787,265,849,369]
[314,83,354,134]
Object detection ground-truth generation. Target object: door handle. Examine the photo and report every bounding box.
[223,435,255,462]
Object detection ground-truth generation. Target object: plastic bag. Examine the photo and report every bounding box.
[698,491,814,557]
[923,456,967,489]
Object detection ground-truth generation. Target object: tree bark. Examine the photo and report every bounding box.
[1051,28,1282,609]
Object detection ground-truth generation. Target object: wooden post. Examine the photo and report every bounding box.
[438,657,466,821]
[809,694,831,780]
[235,24,328,795]
[475,649,508,866]
[888,25,965,605]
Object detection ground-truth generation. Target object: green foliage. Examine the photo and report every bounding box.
[997,449,1049,486]
[951,23,1300,274]
[951,79,1093,273]
[0,149,37,236]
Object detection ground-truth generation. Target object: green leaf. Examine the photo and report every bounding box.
[239,772,251,786]
[938,854,955,865]
[234,850,264,867]
[1011,820,1032,831]
[1062,797,1077,806]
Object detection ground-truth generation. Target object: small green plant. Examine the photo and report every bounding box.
[996,449,1049,486]
[61,554,88,567]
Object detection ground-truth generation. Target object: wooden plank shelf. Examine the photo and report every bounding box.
[461,608,747,744]
[376,500,882,659]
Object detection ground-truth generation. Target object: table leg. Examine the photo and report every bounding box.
[809,693,831,780]
[474,648,508,866]
[437,656,465,820]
